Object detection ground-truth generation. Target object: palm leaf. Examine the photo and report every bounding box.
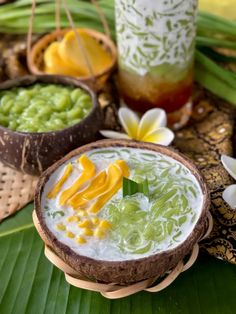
[0,204,236,313]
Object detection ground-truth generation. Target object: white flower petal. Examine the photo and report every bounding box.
[138,109,167,140]
[141,127,174,146]
[223,185,236,208]
[100,130,131,140]
[118,107,140,139]
[221,155,236,180]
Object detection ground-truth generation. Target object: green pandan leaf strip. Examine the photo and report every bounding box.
[163,208,178,219]
[181,195,189,208]
[122,177,149,198]
[51,210,65,219]
[140,178,149,197]
[160,168,170,178]
[191,213,197,223]
[151,189,178,212]
[133,241,152,254]
[166,221,174,235]
[188,186,197,198]
[171,195,180,207]
[178,216,187,226]
[89,149,121,157]
[173,231,182,242]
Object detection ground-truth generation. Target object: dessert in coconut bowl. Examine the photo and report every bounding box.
[0,75,102,175]
[34,138,210,292]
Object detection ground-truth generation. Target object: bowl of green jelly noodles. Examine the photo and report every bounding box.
[0,75,102,175]
[35,139,210,285]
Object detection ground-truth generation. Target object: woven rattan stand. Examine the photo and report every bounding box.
[32,210,213,299]
[0,161,38,221]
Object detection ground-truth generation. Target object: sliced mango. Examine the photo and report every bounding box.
[59,155,96,206]
[47,163,73,199]
[58,29,113,76]
[86,160,129,213]
[68,170,106,208]
[44,42,83,76]
[84,164,121,199]
[69,163,121,209]
[89,177,122,214]
[114,160,130,177]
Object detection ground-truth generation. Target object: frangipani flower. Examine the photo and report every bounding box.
[100,108,174,146]
[221,155,236,208]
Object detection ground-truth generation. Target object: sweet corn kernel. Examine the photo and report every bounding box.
[91,217,100,225]
[65,231,75,238]
[56,223,66,231]
[83,228,93,236]
[76,209,88,217]
[78,219,91,228]
[99,220,112,229]
[94,227,106,239]
[66,215,80,223]
[76,236,87,244]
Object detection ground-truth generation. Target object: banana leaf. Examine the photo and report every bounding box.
[0,204,236,314]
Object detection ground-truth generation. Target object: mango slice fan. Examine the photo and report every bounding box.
[53,156,129,211]
[44,28,113,77]
[27,0,114,82]
[47,155,130,243]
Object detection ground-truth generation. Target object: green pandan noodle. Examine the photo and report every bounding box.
[105,189,193,255]
[106,196,150,254]
[100,153,201,255]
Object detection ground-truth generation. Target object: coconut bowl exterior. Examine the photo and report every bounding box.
[0,75,102,175]
[34,139,210,285]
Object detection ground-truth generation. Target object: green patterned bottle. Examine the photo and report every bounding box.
[115,0,198,127]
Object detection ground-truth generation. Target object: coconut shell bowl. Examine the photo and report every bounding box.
[33,139,212,298]
[0,75,102,176]
[28,28,117,91]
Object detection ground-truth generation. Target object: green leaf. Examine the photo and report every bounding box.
[140,179,149,198]
[0,204,236,313]
[0,203,34,238]
[195,64,236,106]
[123,177,149,198]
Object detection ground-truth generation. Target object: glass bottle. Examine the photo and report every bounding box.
[115,0,198,128]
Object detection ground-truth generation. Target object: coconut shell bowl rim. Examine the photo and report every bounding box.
[34,139,211,293]
[0,74,99,136]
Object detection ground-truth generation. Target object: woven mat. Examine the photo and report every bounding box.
[174,88,236,264]
[0,161,38,221]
